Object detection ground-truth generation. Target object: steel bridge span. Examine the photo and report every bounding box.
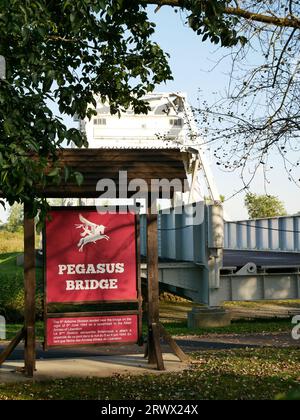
[141,206,300,307]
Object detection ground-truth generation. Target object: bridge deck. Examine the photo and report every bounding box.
[224,249,300,268]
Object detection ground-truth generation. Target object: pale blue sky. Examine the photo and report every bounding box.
[148,6,300,220]
[1,6,299,222]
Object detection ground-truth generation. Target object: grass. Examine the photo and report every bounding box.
[0,252,43,322]
[0,231,24,254]
[0,230,40,254]
[4,322,45,342]
[0,348,299,400]
[161,318,292,336]
[225,300,300,309]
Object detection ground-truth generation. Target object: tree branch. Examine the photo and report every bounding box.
[225,6,300,29]
[47,36,81,43]
[141,1,300,29]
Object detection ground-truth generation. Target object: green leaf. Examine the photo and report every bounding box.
[74,172,84,187]
[64,166,70,183]
[48,168,60,177]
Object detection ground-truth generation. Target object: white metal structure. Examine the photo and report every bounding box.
[77,92,221,203]
[82,92,186,149]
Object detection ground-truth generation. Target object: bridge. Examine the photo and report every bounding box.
[140,204,300,307]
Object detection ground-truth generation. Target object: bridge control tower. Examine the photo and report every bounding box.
[75,92,221,204]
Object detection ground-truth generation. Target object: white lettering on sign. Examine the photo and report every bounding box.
[65,279,118,291]
[58,263,125,275]
[47,315,138,347]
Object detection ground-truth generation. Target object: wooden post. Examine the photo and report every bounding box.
[24,207,36,377]
[136,215,143,346]
[147,213,165,370]
[151,323,165,370]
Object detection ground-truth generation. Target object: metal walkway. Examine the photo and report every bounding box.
[224,249,300,268]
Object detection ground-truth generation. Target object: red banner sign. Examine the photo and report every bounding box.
[46,315,138,347]
[45,210,137,303]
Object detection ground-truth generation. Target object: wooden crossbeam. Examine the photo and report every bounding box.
[0,327,26,366]
[158,323,190,363]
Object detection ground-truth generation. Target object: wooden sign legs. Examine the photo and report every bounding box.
[147,214,165,370]
[146,213,190,370]
[23,210,36,377]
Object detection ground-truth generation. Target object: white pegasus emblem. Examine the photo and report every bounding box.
[75,214,110,252]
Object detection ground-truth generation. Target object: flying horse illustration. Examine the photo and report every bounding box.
[75,214,110,252]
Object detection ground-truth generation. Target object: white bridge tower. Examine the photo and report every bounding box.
[75,92,221,204]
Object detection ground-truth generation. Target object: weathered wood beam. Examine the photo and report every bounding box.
[147,213,165,370]
[0,327,26,366]
[24,208,36,377]
[159,323,190,363]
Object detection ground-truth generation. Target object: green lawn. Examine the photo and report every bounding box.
[160,318,292,336]
[0,348,299,400]
[4,322,45,342]
[0,252,43,322]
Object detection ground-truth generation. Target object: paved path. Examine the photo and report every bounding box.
[0,332,298,362]
[0,353,186,383]
[177,332,299,351]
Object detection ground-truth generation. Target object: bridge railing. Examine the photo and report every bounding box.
[141,205,207,263]
[141,203,223,265]
[224,215,300,252]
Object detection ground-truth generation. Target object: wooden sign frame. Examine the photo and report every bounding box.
[43,207,143,350]
[0,148,190,377]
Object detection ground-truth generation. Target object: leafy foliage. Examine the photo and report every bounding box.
[0,0,172,221]
[2,0,297,222]
[184,0,247,47]
[245,193,287,219]
[6,203,23,232]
